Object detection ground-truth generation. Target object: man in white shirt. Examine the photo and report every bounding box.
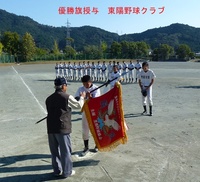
[55,63,59,78]
[90,62,96,81]
[101,61,107,81]
[82,61,87,76]
[86,61,91,77]
[96,61,102,81]
[77,62,83,81]
[72,62,77,81]
[59,62,63,78]
[68,62,73,80]
[128,60,135,83]
[107,61,113,80]
[75,75,101,156]
[138,61,156,116]
[135,60,142,83]
[108,65,122,89]
[122,61,128,82]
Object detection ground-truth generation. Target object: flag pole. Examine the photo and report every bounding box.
[35,72,128,124]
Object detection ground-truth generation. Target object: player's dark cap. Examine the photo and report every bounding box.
[54,77,67,86]
[81,75,91,83]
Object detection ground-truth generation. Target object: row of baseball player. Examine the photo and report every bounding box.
[55,60,142,83]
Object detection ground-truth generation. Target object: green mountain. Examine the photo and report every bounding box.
[120,24,200,52]
[0,9,200,52]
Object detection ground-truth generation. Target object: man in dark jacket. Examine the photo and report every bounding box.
[46,77,85,178]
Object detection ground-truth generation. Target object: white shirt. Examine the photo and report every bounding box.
[91,64,96,71]
[102,64,107,71]
[108,64,113,73]
[86,64,91,70]
[109,71,122,87]
[128,63,135,71]
[68,95,84,109]
[73,65,77,71]
[117,64,122,70]
[77,65,82,71]
[135,63,142,70]
[122,63,128,71]
[75,84,101,99]
[138,69,156,86]
[68,64,73,70]
[96,64,102,72]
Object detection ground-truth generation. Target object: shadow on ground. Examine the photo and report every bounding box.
[0,153,99,182]
[124,113,143,118]
[177,86,200,89]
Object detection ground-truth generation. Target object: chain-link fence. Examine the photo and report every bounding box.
[0,54,15,63]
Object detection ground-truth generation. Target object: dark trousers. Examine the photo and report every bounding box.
[48,133,72,177]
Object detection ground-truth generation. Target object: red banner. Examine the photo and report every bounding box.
[82,82,128,151]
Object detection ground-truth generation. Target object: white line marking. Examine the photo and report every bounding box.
[12,66,47,114]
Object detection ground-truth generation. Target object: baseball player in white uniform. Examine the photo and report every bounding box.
[58,62,63,78]
[75,75,101,156]
[86,61,91,77]
[135,60,142,83]
[55,63,59,78]
[116,62,122,74]
[108,65,122,89]
[128,60,135,83]
[82,61,87,76]
[138,61,156,116]
[107,61,113,80]
[68,62,73,80]
[77,62,83,80]
[72,62,77,80]
[63,62,67,79]
[101,61,107,81]
[122,61,128,82]
[90,62,96,81]
[96,61,102,81]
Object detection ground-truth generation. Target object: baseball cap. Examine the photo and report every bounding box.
[54,77,67,86]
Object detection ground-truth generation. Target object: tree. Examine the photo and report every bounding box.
[83,45,102,59]
[135,41,149,58]
[100,41,107,58]
[21,32,36,61]
[1,31,20,55]
[120,41,129,59]
[159,44,174,60]
[129,42,137,59]
[176,44,191,60]
[35,47,48,56]
[110,41,121,58]
[52,40,60,55]
[0,42,3,55]
[152,44,174,61]
[66,37,74,46]
[64,45,76,59]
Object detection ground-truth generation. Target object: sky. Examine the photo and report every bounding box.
[1,0,200,35]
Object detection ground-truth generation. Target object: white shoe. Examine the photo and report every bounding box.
[70,170,75,176]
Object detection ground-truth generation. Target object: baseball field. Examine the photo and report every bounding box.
[0,61,200,182]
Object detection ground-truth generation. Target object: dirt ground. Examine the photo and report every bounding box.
[0,61,200,182]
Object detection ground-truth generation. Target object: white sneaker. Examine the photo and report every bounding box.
[70,170,75,176]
